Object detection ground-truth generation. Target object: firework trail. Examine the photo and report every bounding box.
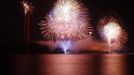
[97,12,128,52]
[39,0,92,41]
[21,0,33,52]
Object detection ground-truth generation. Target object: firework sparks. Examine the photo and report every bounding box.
[39,0,92,40]
[21,0,33,15]
[59,40,72,53]
[98,14,128,52]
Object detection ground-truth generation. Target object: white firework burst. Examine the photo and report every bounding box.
[98,14,128,51]
[39,0,92,40]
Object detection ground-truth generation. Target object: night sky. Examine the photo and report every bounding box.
[0,0,134,53]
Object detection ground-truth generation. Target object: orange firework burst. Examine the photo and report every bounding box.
[21,0,33,15]
[39,0,92,41]
[97,12,128,52]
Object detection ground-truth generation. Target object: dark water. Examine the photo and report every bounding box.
[5,54,134,75]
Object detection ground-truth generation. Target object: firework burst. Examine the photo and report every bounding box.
[97,13,128,52]
[21,0,33,15]
[39,0,92,40]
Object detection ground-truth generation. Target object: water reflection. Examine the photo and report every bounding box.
[101,54,127,75]
[12,54,129,75]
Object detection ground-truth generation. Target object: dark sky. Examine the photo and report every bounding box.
[0,0,134,51]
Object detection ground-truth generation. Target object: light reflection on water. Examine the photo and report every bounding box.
[101,54,127,75]
[13,54,129,75]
